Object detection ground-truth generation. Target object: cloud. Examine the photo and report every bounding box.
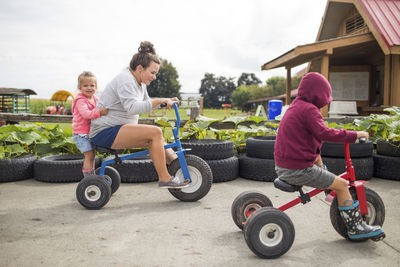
[0,0,327,98]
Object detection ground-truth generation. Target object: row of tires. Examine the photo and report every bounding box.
[239,136,400,182]
[1,138,399,183]
[0,140,239,183]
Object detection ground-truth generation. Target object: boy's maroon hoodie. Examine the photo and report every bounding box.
[274,72,357,169]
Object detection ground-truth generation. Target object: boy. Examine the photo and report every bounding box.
[274,72,384,241]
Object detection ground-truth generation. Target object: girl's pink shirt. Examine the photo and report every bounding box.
[72,93,101,134]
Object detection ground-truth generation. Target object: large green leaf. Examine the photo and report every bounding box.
[155,118,174,127]
[223,116,248,125]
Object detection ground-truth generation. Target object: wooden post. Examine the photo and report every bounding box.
[383,55,391,106]
[286,67,292,105]
[199,97,204,115]
[320,54,330,117]
[391,54,400,106]
[190,107,199,120]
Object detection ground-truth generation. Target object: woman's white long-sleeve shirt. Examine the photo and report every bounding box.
[90,69,152,138]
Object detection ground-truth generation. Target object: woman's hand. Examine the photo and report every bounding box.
[164,97,179,108]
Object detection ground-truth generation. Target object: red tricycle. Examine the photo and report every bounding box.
[231,140,385,258]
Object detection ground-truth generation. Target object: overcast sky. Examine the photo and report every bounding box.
[0,0,327,99]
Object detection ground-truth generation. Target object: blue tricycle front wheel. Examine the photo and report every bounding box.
[168,154,212,202]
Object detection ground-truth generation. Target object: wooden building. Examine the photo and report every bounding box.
[261,0,400,116]
[0,88,37,113]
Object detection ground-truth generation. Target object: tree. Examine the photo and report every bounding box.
[237,73,261,86]
[266,76,286,97]
[231,85,253,110]
[231,76,303,110]
[147,59,181,99]
[264,76,301,97]
[199,73,236,108]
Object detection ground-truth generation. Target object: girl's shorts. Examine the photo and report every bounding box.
[275,165,335,189]
[90,125,122,149]
[73,134,94,153]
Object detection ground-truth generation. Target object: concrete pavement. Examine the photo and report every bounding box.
[0,177,399,266]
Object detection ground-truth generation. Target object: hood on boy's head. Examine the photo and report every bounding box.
[297,72,332,108]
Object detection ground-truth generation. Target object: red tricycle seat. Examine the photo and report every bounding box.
[274,178,302,193]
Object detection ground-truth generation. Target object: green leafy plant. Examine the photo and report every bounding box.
[326,122,359,130]
[179,114,278,155]
[181,115,220,140]
[354,106,400,142]
[0,123,79,159]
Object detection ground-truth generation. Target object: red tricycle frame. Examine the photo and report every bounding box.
[276,143,369,215]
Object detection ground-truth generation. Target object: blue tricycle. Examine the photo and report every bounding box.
[76,102,213,209]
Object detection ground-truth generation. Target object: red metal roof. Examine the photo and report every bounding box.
[358,0,400,48]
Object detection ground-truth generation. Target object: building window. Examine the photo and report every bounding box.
[346,14,365,34]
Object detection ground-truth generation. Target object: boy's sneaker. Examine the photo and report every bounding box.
[159,176,189,189]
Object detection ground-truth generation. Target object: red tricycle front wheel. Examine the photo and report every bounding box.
[329,187,385,241]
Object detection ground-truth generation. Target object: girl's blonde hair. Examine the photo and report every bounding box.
[77,71,97,89]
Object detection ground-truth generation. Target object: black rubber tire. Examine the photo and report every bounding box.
[103,155,157,183]
[167,154,212,202]
[237,120,257,128]
[239,155,277,182]
[329,187,385,241]
[231,191,273,230]
[95,166,121,194]
[373,153,400,180]
[34,154,100,183]
[206,156,239,183]
[246,136,276,159]
[76,175,112,209]
[376,140,400,157]
[322,156,373,180]
[0,154,36,182]
[244,207,295,259]
[208,121,236,130]
[180,139,234,160]
[321,142,373,158]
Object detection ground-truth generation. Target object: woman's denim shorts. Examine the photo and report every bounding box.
[73,134,94,153]
[90,125,122,149]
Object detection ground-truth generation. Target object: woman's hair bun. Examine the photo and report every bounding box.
[138,41,156,54]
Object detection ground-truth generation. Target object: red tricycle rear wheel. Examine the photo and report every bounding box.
[231,191,273,230]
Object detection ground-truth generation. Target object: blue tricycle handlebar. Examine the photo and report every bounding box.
[160,101,180,139]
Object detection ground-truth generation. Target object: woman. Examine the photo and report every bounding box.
[90,41,188,189]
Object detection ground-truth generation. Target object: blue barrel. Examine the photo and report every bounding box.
[268,100,283,120]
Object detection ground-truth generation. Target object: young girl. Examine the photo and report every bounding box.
[274,72,384,241]
[72,71,108,178]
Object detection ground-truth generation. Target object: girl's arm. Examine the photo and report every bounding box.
[75,99,101,119]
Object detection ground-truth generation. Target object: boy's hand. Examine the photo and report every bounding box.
[356,131,369,140]
[314,154,325,169]
[100,108,108,116]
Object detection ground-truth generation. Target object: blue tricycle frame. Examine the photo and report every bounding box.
[76,102,213,209]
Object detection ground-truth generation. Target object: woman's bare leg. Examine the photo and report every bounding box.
[111,124,171,182]
[328,176,352,206]
[165,148,178,165]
